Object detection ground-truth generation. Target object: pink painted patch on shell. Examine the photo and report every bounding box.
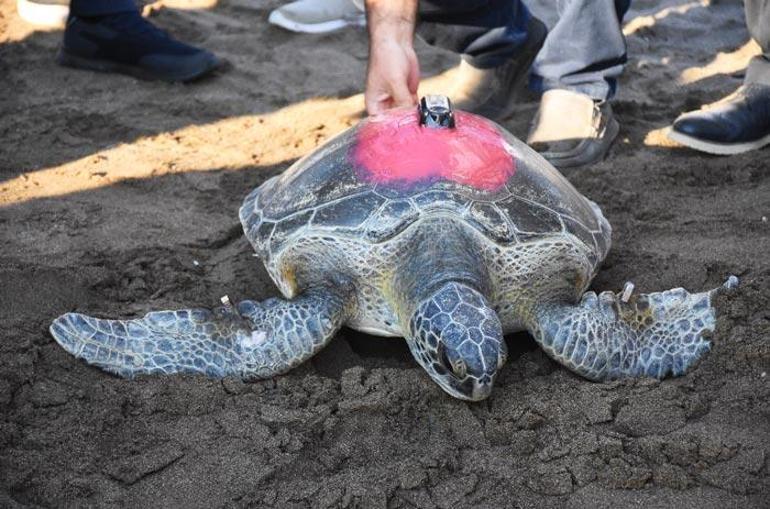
[351,109,515,191]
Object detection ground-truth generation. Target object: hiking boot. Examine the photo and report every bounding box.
[449,16,547,122]
[527,89,620,168]
[268,0,365,34]
[668,84,770,155]
[58,10,221,83]
[17,0,69,27]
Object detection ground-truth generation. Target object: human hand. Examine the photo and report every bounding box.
[364,0,420,115]
[365,38,420,114]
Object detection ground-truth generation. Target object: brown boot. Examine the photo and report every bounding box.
[527,89,619,168]
[449,17,547,122]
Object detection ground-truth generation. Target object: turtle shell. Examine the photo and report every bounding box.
[240,107,609,261]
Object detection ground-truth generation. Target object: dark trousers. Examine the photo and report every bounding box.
[71,0,136,17]
[418,0,532,70]
[745,0,770,86]
[418,0,631,100]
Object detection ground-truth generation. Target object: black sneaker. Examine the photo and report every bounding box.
[58,10,221,83]
[668,84,770,155]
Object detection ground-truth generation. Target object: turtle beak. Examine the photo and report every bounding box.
[470,374,494,401]
[439,372,495,401]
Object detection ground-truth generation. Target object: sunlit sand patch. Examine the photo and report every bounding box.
[623,0,709,37]
[2,15,60,42]
[1,95,364,206]
[146,0,220,10]
[417,66,462,97]
[678,40,761,85]
[4,0,222,42]
[1,62,467,208]
[645,127,681,148]
[142,0,251,29]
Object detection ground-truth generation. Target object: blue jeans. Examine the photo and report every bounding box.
[418,0,631,100]
[745,0,770,86]
[71,0,136,16]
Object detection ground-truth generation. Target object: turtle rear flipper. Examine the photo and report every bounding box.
[528,276,738,381]
[50,289,350,378]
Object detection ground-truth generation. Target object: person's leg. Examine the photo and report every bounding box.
[526,0,630,168]
[667,0,770,154]
[417,0,532,69]
[744,0,770,86]
[70,0,134,16]
[530,0,631,101]
[415,0,547,120]
[60,0,221,82]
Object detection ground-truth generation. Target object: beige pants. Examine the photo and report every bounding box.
[745,0,770,85]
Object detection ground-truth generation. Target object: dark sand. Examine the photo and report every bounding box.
[1,0,768,507]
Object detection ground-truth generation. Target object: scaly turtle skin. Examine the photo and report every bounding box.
[50,96,737,401]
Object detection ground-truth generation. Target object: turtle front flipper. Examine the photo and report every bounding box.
[527,276,739,381]
[50,288,352,379]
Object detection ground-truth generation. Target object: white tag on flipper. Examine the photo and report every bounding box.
[621,282,635,303]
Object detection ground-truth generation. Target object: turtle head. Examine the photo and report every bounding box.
[406,282,507,401]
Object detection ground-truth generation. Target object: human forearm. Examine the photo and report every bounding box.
[364,0,420,114]
[365,0,417,44]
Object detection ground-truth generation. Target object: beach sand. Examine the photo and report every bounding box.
[1,0,768,506]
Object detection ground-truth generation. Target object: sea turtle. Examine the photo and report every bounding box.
[50,95,737,401]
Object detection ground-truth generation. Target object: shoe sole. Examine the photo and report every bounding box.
[541,115,620,169]
[17,0,68,28]
[667,129,770,155]
[57,49,221,83]
[268,10,365,34]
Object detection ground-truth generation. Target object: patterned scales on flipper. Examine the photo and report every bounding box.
[239,108,611,263]
[529,277,739,381]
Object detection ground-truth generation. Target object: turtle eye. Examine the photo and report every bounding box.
[438,343,452,371]
[438,343,466,379]
[450,358,467,379]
